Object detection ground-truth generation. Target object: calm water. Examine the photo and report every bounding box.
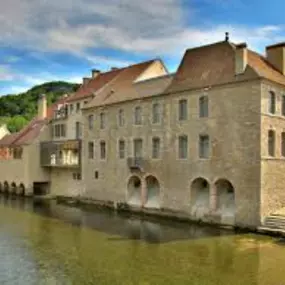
[0,197,283,285]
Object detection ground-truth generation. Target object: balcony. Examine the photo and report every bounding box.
[40,140,81,168]
[127,157,145,171]
[53,105,68,120]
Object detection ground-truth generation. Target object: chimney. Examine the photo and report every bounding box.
[82,77,91,85]
[266,42,285,75]
[38,94,47,119]
[235,43,248,75]
[91,69,100,78]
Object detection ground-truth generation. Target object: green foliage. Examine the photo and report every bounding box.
[6,116,28,133]
[0,81,79,132]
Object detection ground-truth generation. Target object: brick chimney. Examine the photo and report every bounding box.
[235,43,248,74]
[82,77,91,85]
[38,94,47,119]
[266,42,285,75]
[91,69,100,78]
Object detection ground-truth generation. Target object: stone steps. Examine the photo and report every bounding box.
[263,215,285,230]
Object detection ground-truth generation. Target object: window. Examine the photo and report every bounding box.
[60,124,66,137]
[100,112,106,129]
[199,135,210,159]
[75,122,81,139]
[100,141,106,159]
[88,142,94,159]
[199,96,208,118]
[134,106,142,125]
[69,104,74,114]
[282,132,285,157]
[118,109,125,127]
[94,171,99,179]
[152,103,160,124]
[282,96,285,116]
[268,130,275,157]
[269,91,276,114]
[118,140,125,159]
[88,114,94,130]
[76,102,80,113]
[152,137,160,159]
[134,138,143,158]
[178,99,187,121]
[77,173,81,180]
[53,124,66,138]
[13,147,23,159]
[178,135,188,159]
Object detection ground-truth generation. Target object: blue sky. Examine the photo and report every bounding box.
[0,0,284,95]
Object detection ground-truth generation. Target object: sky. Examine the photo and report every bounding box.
[0,0,285,95]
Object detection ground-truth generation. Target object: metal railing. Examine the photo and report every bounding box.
[127,157,144,170]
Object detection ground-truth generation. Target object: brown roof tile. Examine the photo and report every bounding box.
[247,50,285,86]
[13,119,47,146]
[166,41,237,93]
[85,59,161,108]
[66,69,122,103]
[0,133,19,146]
[166,40,285,93]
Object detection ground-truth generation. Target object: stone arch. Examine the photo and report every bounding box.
[3,181,9,194]
[215,179,235,223]
[11,182,17,195]
[145,175,160,208]
[190,177,210,217]
[127,176,142,206]
[18,183,25,196]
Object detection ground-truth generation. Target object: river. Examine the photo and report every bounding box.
[0,196,283,285]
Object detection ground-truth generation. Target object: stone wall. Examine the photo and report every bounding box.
[83,80,262,227]
[260,81,285,220]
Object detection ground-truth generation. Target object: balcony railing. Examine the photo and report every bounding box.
[127,157,144,171]
[40,140,81,168]
[53,106,68,120]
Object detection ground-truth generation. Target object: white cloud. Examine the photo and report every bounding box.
[0,0,283,60]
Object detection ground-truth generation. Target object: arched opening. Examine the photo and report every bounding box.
[127,176,141,206]
[215,179,235,223]
[145,175,160,208]
[190,177,210,217]
[0,182,2,193]
[3,181,9,194]
[19,183,25,196]
[11,182,17,195]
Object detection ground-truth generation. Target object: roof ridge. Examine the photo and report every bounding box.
[248,49,285,76]
[11,117,45,146]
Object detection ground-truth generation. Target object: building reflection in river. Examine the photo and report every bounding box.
[0,196,232,243]
[0,196,271,284]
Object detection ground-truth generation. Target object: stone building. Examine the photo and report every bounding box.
[38,59,167,197]
[2,37,285,229]
[0,95,52,195]
[81,39,285,228]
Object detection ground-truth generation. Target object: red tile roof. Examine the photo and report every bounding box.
[0,133,19,146]
[167,40,285,93]
[66,68,123,103]
[85,59,160,108]
[247,50,285,86]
